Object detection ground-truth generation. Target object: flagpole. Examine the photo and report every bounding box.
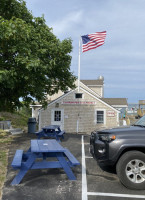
[78,36,81,92]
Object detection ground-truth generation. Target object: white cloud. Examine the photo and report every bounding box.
[49,10,84,36]
[25,0,145,102]
[105,84,145,90]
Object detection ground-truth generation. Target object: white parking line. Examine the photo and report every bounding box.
[87,192,145,199]
[82,135,88,200]
[82,135,145,199]
[85,156,93,159]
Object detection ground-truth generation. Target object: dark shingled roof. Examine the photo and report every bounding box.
[101,98,128,106]
[81,79,104,86]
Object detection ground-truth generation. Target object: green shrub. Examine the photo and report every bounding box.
[0,117,5,121]
[0,110,31,129]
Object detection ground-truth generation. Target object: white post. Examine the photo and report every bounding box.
[78,37,81,92]
[77,119,79,133]
[38,109,41,131]
[32,107,34,118]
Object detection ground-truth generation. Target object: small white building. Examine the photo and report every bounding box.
[38,78,126,134]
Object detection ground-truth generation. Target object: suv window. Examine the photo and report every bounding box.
[134,115,145,126]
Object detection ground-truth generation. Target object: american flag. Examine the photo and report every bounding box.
[81,31,106,52]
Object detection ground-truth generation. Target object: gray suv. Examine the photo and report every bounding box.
[90,115,145,190]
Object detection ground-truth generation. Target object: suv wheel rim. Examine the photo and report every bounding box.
[126,159,145,183]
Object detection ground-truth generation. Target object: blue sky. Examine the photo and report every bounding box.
[25,0,145,103]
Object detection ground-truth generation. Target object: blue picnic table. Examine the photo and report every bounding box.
[35,125,65,141]
[11,139,80,185]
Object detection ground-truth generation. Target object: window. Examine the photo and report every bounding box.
[96,110,104,124]
[54,111,61,121]
[75,93,83,98]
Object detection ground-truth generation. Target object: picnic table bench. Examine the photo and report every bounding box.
[11,150,23,168]
[11,139,80,185]
[35,125,65,141]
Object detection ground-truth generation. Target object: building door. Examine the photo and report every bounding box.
[51,109,64,130]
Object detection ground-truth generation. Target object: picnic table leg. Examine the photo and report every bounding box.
[56,136,60,142]
[37,135,41,139]
[27,147,31,152]
[56,152,76,180]
[43,153,47,160]
[11,169,28,185]
[11,154,36,185]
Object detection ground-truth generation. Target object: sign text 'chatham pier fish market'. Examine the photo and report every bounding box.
[62,101,96,105]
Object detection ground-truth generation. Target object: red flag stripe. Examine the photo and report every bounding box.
[83,44,103,52]
[81,31,106,52]
[83,42,104,49]
[83,43,104,51]
[83,41,105,49]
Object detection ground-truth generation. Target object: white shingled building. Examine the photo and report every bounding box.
[37,77,127,134]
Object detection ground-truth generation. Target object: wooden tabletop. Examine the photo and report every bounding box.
[31,139,65,153]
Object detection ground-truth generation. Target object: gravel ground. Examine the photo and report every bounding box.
[2,131,145,200]
[2,133,82,200]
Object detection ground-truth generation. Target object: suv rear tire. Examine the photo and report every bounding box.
[116,151,145,190]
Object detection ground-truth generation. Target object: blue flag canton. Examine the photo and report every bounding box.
[81,35,90,44]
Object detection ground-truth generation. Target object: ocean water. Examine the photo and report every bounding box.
[128,103,139,110]
[119,103,139,118]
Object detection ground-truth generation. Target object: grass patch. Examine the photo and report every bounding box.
[0,111,31,130]
[0,109,31,199]
[0,130,13,199]
[0,130,12,144]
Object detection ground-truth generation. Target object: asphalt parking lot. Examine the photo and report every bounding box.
[2,133,145,200]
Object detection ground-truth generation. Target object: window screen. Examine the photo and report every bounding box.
[54,111,61,121]
[96,111,104,124]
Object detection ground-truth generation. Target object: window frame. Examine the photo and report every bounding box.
[95,109,106,125]
[54,110,61,121]
[75,93,84,99]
